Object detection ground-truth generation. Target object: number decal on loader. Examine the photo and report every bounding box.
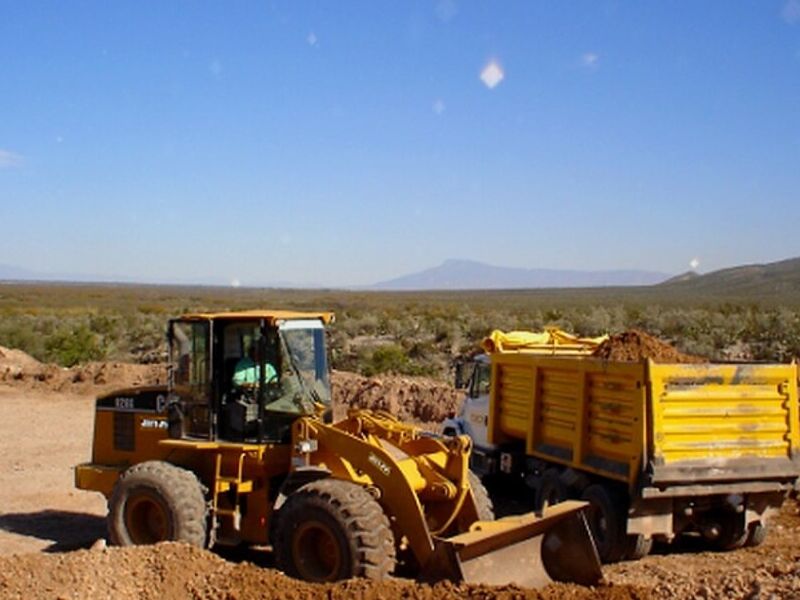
[368,453,391,477]
[115,397,135,410]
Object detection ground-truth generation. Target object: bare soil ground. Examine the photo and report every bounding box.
[1,342,799,599]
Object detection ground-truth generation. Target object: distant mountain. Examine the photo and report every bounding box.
[0,264,159,285]
[0,264,43,281]
[659,256,800,296]
[0,264,324,289]
[661,271,700,285]
[371,259,672,290]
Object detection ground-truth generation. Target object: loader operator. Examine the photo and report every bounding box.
[232,343,277,389]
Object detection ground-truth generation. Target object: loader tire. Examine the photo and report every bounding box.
[273,479,396,582]
[581,484,627,563]
[536,469,567,511]
[108,461,207,548]
[468,471,494,521]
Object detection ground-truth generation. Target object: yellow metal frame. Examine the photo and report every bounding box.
[487,353,800,490]
[177,309,334,324]
[648,362,800,464]
[488,354,645,486]
[292,410,481,566]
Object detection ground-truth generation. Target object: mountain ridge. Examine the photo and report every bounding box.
[371,258,672,290]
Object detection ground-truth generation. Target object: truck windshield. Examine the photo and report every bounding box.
[279,320,331,408]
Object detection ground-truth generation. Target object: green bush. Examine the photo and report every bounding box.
[360,344,436,377]
[44,325,105,367]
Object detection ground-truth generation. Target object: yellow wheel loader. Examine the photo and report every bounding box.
[75,310,601,587]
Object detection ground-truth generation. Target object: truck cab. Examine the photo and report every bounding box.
[443,355,497,475]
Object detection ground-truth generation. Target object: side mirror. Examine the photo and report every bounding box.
[454,359,466,390]
[167,398,184,439]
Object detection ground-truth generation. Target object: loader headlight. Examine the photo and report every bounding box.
[296,439,318,454]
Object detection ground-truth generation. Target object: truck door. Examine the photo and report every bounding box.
[463,360,493,451]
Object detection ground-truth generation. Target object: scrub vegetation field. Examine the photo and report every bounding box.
[2,278,800,599]
[1,278,799,379]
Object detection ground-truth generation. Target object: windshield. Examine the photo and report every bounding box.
[279,321,331,408]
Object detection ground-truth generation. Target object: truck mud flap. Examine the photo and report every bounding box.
[422,500,601,588]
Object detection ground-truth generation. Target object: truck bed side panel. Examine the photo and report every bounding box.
[648,363,800,484]
[488,354,646,485]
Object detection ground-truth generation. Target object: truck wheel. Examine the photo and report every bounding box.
[273,479,396,582]
[745,522,767,547]
[108,461,207,547]
[711,511,748,551]
[623,534,653,560]
[580,484,627,563]
[468,471,494,521]
[536,469,567,511]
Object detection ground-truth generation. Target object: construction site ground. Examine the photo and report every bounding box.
[1,348,800,599]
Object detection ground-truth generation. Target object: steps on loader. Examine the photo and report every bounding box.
[212,451,253,532]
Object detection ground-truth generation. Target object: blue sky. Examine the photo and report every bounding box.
[1,1,799,286]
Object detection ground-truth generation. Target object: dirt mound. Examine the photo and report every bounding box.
[0,346,167,393]
[0,542,649,600]
[331,370,461,424]
[0,346,458,426]
[592,331,706,364]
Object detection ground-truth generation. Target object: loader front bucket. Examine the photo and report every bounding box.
[421,500,602,589]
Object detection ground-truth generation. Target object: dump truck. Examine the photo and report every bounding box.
[444,329,800,563]
[75,311,601,587]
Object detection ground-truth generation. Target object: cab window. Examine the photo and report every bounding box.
[469,363,491,398]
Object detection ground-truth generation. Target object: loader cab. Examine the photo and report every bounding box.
[167,311,333,444]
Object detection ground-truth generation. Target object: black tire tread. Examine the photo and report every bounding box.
[536,468,567,511]
[745,522,767,547]
[710,510,748,551]
[624,534,653,560]
[581,484,627,564]
[468,471,495,521]
[108,460,207,548]
[274,479,395,581]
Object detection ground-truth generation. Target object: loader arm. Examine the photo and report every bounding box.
[291,410,602,586]
[292,413,446,564]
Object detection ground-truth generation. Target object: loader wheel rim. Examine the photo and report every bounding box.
[125,491,171,544]
[291,521,342,581]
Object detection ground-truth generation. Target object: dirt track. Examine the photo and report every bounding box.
[2,340,800,599]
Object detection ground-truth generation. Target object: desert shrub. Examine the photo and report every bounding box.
[44,324,105,367]
[360,344,436,377]
[361,344,409,376]
[2,282,799,373]
[0,317,43,358]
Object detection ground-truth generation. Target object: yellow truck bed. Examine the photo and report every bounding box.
[487,354,800,490]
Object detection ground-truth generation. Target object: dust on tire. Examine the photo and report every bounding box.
[108,460,207,548]
[272,478,396,582]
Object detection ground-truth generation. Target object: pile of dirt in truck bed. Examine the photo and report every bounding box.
[0,542,649,600]
[591,330,706,364]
